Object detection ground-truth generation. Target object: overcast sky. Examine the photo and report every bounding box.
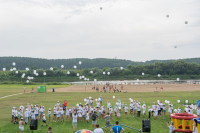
[0,0,200,61]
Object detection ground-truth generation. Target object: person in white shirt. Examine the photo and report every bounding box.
[142,104,146,117]
[86,111,89,123]
[19,117,24,133]
[94,124,104,133]
[60,108,64,122]
[137,103,141,117]
[107,102,111,111]
[124,104,128,116]
[41,114,48,126]
[24,109,29,124]
[109,106,113,118]
[66,107,69,120]
[48,108,51,123]
[72,113,78,132]
[167,121,175,133]
[31,110,35,120]
[56,109,60,122]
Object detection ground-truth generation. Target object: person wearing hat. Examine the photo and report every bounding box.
[19,117,25,133]
[41,114,48,126]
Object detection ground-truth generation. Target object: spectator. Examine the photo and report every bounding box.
[92,111,98,128]
[94,124,104,133]
[48,127,52,133]
[110,121,125,133]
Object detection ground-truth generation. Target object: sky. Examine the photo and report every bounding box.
[0,0,200,61]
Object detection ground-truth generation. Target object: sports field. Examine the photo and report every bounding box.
[0,84,199,133]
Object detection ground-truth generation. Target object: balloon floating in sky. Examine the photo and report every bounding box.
[166,14,169,18]
[12,62,16,66]
[100,7,103,10]
[142,72,145,76]
[174,46,177,48]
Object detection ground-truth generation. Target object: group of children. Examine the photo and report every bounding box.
[12,96,200,132]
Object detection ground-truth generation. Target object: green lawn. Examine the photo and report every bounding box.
[0,84,199,133]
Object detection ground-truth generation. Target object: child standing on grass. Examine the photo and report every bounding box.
[41,114,48,126]
[66,107,69,120]
[124,104,128,116]
[163,105,166,119]
[24,109,29,124]
[60,108,64,122]
[117,109,120,118]
[56,109,60,122]
[148,107,151,119]
[48,108,51,123]
[72,113,78,132]
[86,111,89,123]
[154,106,158,120]
[167,121,175,133]
[109,106,113,118]
[53,106,57,122]
[142,104,146,117]
[19,117,24,133]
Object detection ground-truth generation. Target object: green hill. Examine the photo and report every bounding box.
[1,56,200,70]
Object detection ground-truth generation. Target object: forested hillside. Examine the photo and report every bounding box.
[1,56,200,70]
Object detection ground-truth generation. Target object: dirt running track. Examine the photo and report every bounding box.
[48,84,200,92]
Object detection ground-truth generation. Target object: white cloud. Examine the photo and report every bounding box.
[0,0,200,61]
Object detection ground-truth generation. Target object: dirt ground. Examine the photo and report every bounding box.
[48,83,200,92]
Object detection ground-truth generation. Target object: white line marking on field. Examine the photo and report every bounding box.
[0,93,23,99]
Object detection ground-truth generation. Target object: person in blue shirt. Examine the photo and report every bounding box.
[110,121,125,133]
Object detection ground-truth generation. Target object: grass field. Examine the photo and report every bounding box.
[0,84,199,133]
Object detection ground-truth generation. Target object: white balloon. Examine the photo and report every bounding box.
[89,97,92,99]
[103,72,106,75]
[90,71,93,74]
[15,71,18,74]
[79,76,82,79]
[67,71,70,75]
[113,96,115,99]
[10,69,13,72]
[84,99,86,102]
[26,80,29,83]
[107,72,110,75]
[78,61,82,65]
[2,68,6,71]
[94,79,97,82]
[12,62,16,66]
[185,100,188,103]
[50,67,53,70]
[84,78,87,80]
[177,78,180,81]
[43,72,47,76]
[35,73,39,76]
[77,73,80,76]
[177,100,180,103]
[33,70,37,74]
[61,65,64,68]
[158,74,161,77]
[82,76,85,78]
[98,98,101,101]
[73,65,77,69]
[13,67,16,71]
[87,78,90,81]
[25,68,29,71]
[120,67,123,70]
[142,73,145,76]
[157,100,160,103]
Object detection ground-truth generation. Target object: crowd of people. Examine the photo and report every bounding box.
[12,96,200,133]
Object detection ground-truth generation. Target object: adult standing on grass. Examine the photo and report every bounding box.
[94,124,104,133]
[72,112,78,132]
[104,113,110,126]
[110,121,125,133]
[19,117,25,133]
